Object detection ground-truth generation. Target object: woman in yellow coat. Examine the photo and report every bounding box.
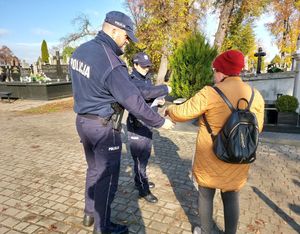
[166,50,265,234]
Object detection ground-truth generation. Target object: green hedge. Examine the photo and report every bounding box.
[275,95,299,112]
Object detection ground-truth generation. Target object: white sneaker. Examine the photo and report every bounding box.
[193,226,202,234]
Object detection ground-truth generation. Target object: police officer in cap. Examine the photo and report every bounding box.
[70,11,175,234]
[127,52,171,203]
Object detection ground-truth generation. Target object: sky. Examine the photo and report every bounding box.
[0,0,279,65]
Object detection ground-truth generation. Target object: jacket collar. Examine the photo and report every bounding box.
[131,68,147,80]
[94,31,123,56]
[221,76,242,83]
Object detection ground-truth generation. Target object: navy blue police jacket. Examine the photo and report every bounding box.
[127,68,168,124]
[69,31,165,128]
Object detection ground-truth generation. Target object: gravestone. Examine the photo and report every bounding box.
[11,65,21,81]
[41,51,69,80]
[20,67,31,77]
[41,64,57,79]
[41,64,69,80]
[53,51,63,79]
[0,66,7,82]
[33,63,38,74]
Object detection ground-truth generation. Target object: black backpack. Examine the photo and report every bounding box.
[203,86,259,164]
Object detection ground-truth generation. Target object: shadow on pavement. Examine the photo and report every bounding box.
[153,130,223,233]
[251,186,300,232]
[289,179,300,215]
[292,179,300,187]
[115,123,146,234]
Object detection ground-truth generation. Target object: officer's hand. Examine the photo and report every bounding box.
[157,98,165,106]
[164,109,169,117]
[160,118,175,130]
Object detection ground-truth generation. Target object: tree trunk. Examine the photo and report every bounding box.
[214,0,235,51]
[156,46,168,85]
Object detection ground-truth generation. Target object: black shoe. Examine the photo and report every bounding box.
[140,192,158,203]
[135,181,155,189]
[149,182,155,189]
[83,214,94,227]
[93,222,128,234]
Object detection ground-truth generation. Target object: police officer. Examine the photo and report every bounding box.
[70,11,175,234]
[127,52,171,203]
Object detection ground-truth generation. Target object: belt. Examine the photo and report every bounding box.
[78,113,110,125]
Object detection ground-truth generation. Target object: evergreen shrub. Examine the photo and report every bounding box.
[41,40,49,64]
[275,95,299,112]
[170,32,217,98]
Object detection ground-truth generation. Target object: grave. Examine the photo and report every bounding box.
[0,80,72,100]
[20,67,31,77]
[0,66,8,82]
[0,51,72,100]
[41,51,68,80]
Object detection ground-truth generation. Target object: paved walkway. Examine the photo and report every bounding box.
[0,100,299,234]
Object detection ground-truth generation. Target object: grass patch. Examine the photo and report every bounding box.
[21,98,74,115]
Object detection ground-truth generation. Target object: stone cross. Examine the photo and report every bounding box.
[53,51,63,79]
[30,64,34,74]
[6,65,11,81]
[254,47,266,74]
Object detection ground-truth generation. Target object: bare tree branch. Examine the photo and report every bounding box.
[59,14,97,48]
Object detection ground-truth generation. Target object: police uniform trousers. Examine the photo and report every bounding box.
[127,119,153,195]
[76,114,122,232]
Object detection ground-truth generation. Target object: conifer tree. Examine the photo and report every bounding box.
[41,40,49,64]
[170,32,217,99]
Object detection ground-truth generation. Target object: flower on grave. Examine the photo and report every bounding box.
[30,72,51,82]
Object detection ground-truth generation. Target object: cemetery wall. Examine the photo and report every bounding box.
[243,71,297,103]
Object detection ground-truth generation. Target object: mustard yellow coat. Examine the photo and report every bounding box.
[167,77,265,192]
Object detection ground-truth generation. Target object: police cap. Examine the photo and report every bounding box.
[133,52,152,67]
[105,11,138,43]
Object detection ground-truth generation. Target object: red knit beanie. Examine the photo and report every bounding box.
[212,50,245,76]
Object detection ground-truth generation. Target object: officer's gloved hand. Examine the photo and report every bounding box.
[160,118,175,130]
[167,85,172,94]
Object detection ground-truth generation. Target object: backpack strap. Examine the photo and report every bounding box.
[203,86,233,140]
[248,87,255,109]
[203,114,214,140]
[213,86,235,112]
[237,87,255,110]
